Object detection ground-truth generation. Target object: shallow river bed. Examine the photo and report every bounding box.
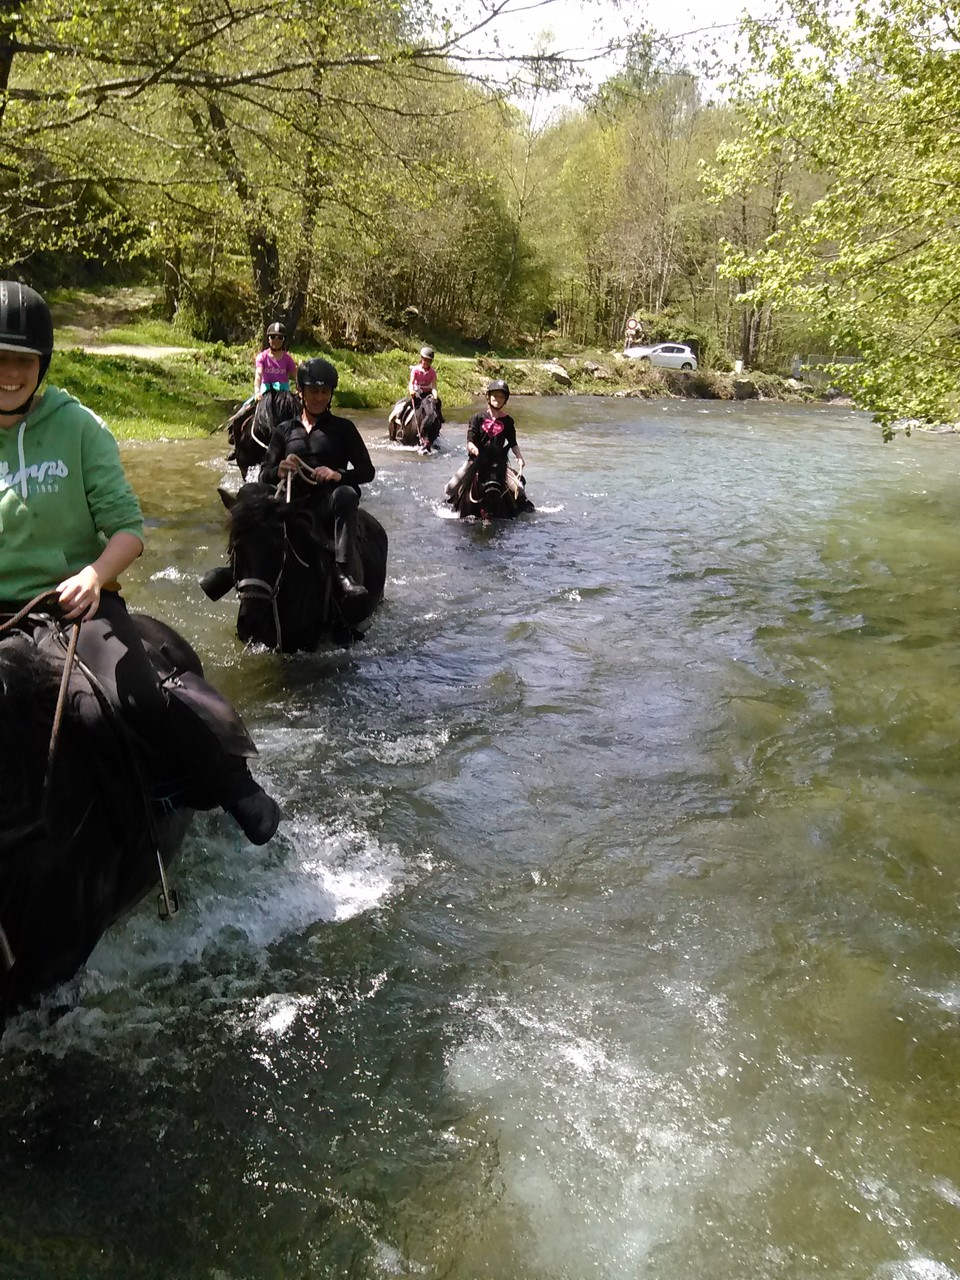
[2,398,959,1280]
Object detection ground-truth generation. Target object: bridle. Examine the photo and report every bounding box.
[233,522,289,649]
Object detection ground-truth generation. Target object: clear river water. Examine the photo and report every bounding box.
[1,397,959,1280]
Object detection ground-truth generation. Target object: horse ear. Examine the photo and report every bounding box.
[218,486,237,511]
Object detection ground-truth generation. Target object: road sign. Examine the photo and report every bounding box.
[626,318,638,332]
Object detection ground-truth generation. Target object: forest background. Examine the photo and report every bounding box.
[1,0,958,429]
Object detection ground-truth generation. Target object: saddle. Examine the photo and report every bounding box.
[1,607,256,780]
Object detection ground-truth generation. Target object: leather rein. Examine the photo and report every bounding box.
[0,591,81,828]
[0,591,82,973]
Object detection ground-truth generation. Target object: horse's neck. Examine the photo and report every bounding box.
[282,525,334,635]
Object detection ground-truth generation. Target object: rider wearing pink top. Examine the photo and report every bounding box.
[408,346,438,397]
[255,322,297,398]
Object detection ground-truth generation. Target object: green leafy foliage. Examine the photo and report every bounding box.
[708,0,960,429]
[13,0,948,427]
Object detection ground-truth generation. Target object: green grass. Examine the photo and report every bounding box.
[49,349,247,440]
[44,306,815,441]
[47,336,500,438]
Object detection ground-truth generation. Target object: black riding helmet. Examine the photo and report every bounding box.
[0,281,54,412]
[266,321,286,341]
[486,379,509,402]
[297,357,339,392]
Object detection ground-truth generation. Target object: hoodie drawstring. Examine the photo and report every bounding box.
[16,421,27,501]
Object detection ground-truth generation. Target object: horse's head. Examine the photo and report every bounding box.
[233,389,299,480]
[222,483,328,651]
[420,396,440,429]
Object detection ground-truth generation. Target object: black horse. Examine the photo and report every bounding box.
[444,456,535,519]
[225,388,299,479]
[201,483,389,652]
[388,392,443,451]
[0,609,203,1030]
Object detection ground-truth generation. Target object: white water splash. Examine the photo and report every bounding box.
[874,1260,958,1280]
[5,814,411,1051]
[150,565,205,582]
[446,992,746,1278]
[346,726,451,766]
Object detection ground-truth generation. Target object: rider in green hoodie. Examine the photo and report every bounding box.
[0,281,280,844]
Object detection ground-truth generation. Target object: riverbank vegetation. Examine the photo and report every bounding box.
[3,0,956,431]
[52,325,820,441]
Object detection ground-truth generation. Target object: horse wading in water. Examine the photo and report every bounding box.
[225,385,298,480]
[388,345,444,451]
[445,380,534,519]
[387,391,443,451]
[202,478,388,652]
[225,321,300,479]
[0,281,281,1027]
[0,602,230,1028]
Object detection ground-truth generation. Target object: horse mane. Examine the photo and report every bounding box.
[227,484,281,548]
[228,484,318,552]
[0,633,60,721]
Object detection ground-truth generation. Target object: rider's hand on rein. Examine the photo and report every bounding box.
[57,565,101,622]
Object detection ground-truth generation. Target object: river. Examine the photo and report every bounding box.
[1,398,959,1280]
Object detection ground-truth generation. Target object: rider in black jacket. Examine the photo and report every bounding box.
[466,380,525,517]
[259,358,375,599]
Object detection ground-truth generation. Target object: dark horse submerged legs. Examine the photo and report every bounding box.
[201,483,389,653]
[444,456,535,520]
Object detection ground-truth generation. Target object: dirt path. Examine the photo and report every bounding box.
[53,287,198,359]
[75,343,197,359]
[49,286,157,330]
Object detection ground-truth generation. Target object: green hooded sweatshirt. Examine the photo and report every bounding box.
[0,385,144,602]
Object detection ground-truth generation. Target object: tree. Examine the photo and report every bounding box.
[534,58,731,349]
[0,0,630,338]
[709,0,960,431]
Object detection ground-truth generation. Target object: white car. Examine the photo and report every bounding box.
[623,342,698,370]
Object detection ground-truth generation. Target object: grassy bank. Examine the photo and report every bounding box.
[48,314,821,441]
[50,349,245,440]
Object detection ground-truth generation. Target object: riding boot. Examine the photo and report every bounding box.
[330,485,360,562]
[221,763,282,845]
[336,567,368,600]
[330,486,367,598]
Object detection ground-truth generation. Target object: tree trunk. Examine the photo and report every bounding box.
[0,0,22,132]
[184,95,282,325]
